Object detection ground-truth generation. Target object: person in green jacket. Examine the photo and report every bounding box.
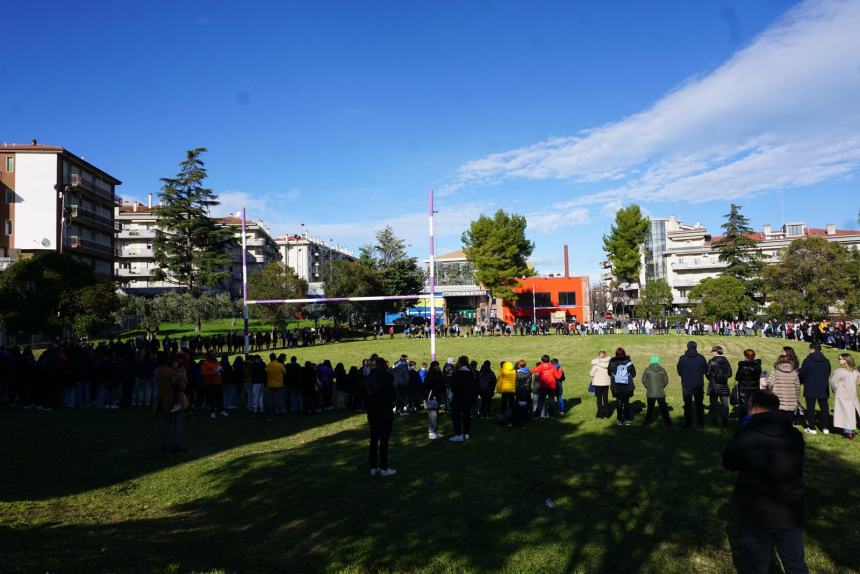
[642,355,672,426]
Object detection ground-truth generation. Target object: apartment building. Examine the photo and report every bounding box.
[115,200,280,296]
[640,216,860,306]
[0,141,120,279]
[274,234,354,293]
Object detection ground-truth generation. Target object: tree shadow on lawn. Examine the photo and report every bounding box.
[4,410,859,574]
[0,408,358,502]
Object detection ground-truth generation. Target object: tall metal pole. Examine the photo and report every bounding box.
[242,208,250,355]
[429,188,437,363]
[532,279,537,325]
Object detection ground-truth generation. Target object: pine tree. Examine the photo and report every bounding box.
[461,210,534,303]
[602,205,649,284]
[153,148,235,291]
[712,204,764,284]
[351,227,423,321]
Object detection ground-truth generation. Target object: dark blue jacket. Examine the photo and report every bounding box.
[798,351,831,399]
[677,349,707,390]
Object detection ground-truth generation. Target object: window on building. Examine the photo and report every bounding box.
[786,224,803,237]
[4,189,13,204]
[4,220,12,236]
[558,291,577,306]
[519,292,553,307]
[5,156,13,173]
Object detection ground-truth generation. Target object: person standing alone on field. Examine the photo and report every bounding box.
[723,390,808,574]
[677,341,707,428]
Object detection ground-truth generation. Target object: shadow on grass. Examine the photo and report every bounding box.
[3,405,859,574]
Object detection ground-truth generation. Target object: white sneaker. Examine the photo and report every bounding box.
[220,411,228,417]
[804,428,818,435]
[370,468,379,476]
[379,468,397,477]
[448,435,464,443]
[464,434,470,440]
[822,429,830,435]
[210,412,216,419]
[428,432,440,440]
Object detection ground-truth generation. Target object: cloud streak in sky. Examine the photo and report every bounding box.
[454,0,860,205]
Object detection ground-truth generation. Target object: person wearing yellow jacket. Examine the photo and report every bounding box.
[496,361,517,417]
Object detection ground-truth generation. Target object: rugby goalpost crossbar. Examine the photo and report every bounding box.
[241,189,439,361]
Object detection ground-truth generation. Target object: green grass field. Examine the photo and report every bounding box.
[2,335,858,573]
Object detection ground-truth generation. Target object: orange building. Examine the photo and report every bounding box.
[501,275,591,325]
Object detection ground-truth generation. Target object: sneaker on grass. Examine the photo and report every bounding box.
[448,434,465,443]
[380,468,397,477]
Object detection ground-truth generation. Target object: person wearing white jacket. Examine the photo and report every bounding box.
[830,354,860,439]
[589,351,612,419]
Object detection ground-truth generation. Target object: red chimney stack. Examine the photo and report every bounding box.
[563,244,570,278]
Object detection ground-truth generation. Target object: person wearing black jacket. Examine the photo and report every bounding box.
[367,358,396,477]
[798,343,831,434]
[707,346,733,427]
[735,349,763,424]
[449,356,477,442]
[677,341,707,428]
[608,348,636,426]
[723,390,808,574]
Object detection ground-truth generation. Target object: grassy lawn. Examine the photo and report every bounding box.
[2,335,858,573]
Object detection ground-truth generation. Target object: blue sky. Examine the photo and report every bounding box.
[4,0,859,279]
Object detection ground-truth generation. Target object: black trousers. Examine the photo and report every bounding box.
[683,388,705,426]
[804,397,829,431]
[451,402,472,436]
[205,385,223,413]
[479,391,493,416]
[499,392,516,415]
[368,416,393,470]
[644,397,671,425]
[615,393,631,422]
[739,522,808,574]
[594,386,610,417]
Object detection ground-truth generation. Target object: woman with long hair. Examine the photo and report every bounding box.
[767,354,800,417]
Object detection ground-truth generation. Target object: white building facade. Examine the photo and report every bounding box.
[274,234,354,294]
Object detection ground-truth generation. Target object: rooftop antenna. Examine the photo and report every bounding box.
[780,190,785,228]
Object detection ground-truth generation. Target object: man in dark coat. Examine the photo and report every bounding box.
[706,345,733,427]
[798,342,831,434]
[723,390,808,574]
[367,358,396,476]
[449,356,477,442]
[677,341,708,428]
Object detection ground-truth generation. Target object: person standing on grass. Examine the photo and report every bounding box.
[677,341,707,428]
[830,354,860,440]
[392,355,410,416]
[266,353,287,415]
[200,352,226,419]
[735,349,762,425]
[154,353,186,454]
[532,355,560,419]
[590,351,612,419]
[367,357,396,476]
[286,356,303,414]
[798,343,831,435]
[478,360,497,418]
[707,346,733,428]
[642,355,671,426]
[496,360,517,421]
[248,355,266,414]
[552,358,566,416]
[449,355,477,442]
[767,355,800,420]
[425,361,446,439]
[723,390,808,574]
[608,347,636,426]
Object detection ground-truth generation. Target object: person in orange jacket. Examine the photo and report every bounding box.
[531,355,560,418]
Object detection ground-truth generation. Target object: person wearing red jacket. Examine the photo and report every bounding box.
[532,355,559,419]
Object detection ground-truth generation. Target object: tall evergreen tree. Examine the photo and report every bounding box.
[712,204,764,292]
[461,210,534,303]
[153,148,235,291]
[602,205,649,284]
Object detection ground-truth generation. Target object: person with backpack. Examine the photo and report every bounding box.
[677,341,708,428]
[608,348,636,426]
[478,360,497,418]
[735,349,762,425]
[707,346,733,428]
[552,358,566,416]
[425,361,445,439]
[642,355,671,426]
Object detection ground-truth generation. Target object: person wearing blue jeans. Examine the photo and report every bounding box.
[552,358,565,415]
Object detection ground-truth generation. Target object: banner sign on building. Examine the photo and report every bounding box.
[551,311,567,323]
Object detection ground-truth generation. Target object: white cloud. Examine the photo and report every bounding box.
[526,207,589,234]
[454,0,860,205]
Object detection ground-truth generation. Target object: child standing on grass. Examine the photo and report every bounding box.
[642,355,671,427]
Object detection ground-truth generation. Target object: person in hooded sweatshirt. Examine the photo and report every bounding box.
[495,360,517,420]
[677,341,707,428]
[449,356,477,442]
[723,390,808,574]
[735,349,763,425]
[608,347,636,426]
[367,357,396,477]
[798,342,831,434]
[589,351,612,419]
[707,346,733,428]
[642,355,671,426]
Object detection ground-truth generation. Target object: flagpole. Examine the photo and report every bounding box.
[429,188,437,363]
[242,208,250,356]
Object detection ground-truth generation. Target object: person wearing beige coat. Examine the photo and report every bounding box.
[767,356,800,415]
[589,352,612,419]
[830,354,860,439]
